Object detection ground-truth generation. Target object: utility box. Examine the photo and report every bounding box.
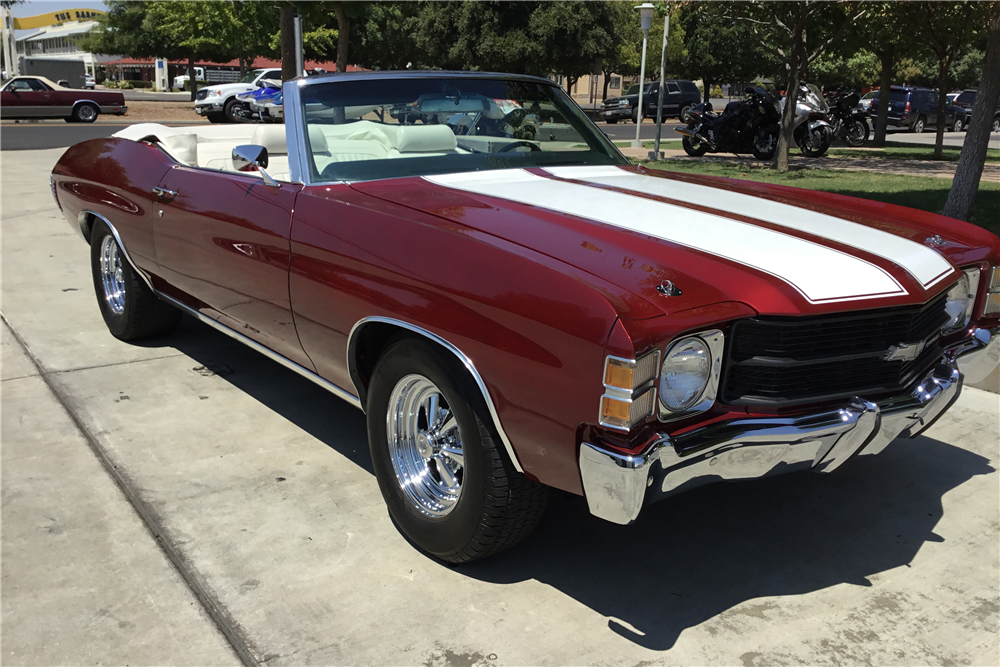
[155,58,168,91]
[22,57,86,88]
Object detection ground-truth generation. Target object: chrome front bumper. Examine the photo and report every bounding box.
[579,327,1000,525]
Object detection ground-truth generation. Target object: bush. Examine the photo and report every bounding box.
[710,84,723,98]
[130,80,153,89]
[118,80,134,89]
[182,80,209,92]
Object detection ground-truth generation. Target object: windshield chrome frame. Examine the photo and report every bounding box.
[283,71,626,187]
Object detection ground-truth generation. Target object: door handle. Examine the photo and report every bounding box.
[152,186,178,201]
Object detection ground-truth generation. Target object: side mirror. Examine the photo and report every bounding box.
[232,144,268,171]
[256,80,264,88]
[232,145,279,187]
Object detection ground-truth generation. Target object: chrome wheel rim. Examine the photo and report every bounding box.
[386,374,464,517]
[78,105,96,121]
[99,235,126,314]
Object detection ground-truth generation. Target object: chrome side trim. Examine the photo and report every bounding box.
[157,292,363,410]
[580,359,963,525]
[347,316,524,473]
[77,210,155,292]
[281,80,310,185]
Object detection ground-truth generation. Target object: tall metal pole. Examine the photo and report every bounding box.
[2,7,18,79]
[631,30,649,148]
[652,9,670,160]
[293,12,304,76]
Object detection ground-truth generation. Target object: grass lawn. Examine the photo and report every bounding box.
[645,159,1000,233]
[827,140,1000,163]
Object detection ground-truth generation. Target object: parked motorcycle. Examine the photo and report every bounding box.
[678,87,782,160]
[826,87,870,147]
[782,82,834,157]
[235,79,282,122]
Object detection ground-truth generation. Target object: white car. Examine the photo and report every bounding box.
[194,68,282,123]
[84,74,95,89]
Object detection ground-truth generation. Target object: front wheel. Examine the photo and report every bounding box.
[605,118,618,124]
[679,105,691,121]
[752,127,778,160]
[223,98,243,123]
[952,117,964,133]
[206,113,225,124]
[993,117,1000,133]
[682,134,709,157]
[90,220,181,341]
[800,126,831,157]
[631,108,640,124]
[367,339,548,563]
[843,118,869,146]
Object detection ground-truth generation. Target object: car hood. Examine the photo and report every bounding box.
[352,165,996,319]
[203,83,253,96]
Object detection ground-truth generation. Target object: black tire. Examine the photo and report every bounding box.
[631,108,640,124]
[605,119,618,124]
[90,220,181,341]
[72,103,99,123]
[843,118,869,147]
[679,105,691,121]
[800,126,831,157]
[752,127,778,161]
[682,135,709,157]
[207,113,225,124]
[952,117,964,133]
[366,338,548,564]
[910,116,926,133]
[992,117,1000,133]
[223,98,243,123]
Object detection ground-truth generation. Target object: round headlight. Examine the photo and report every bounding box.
[943,272,974,332]
[660,337,711,411]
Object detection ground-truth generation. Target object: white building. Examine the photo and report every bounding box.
[15,20,113,76]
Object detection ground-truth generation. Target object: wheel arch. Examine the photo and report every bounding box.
[347,316,524,473]
[71,99,100,112]
[77,210,155,292]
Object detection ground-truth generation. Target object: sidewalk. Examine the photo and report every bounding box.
[620,147,1000,183]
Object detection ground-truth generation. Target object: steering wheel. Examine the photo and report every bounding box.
[498,141,541,153]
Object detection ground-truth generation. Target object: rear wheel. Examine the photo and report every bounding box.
[366,338,548,563]
[682,135,709,157]
[72,103,99,123]
[992,117,1000,133]
[951,117,964,133]
[910,116,926,133]
[90,220,180,341]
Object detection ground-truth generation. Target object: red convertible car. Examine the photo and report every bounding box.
[1,75,126,123]
[51,71,1000,563]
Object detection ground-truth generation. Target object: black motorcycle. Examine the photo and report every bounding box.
[678,87,782,160]
[826,87,870,147]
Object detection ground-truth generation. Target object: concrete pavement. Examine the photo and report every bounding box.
[2,148,998,665]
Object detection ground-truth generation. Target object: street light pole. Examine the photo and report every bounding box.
[651,7,670,161]
[631,3,655,149]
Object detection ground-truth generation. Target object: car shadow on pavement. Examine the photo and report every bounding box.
[158,315,373,473]
[154,316,994,652]
[460,435,995,651]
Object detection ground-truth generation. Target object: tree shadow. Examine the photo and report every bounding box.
[153,315,994,652]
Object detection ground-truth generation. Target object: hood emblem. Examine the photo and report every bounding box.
[883,341,926,362]
[656,280,682,297]
[925,235,946,247]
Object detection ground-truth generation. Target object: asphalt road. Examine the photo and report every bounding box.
[2,148,998,666]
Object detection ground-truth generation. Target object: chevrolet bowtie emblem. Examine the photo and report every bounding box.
[883,341,926,362]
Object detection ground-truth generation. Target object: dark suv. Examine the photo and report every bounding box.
[600,79,701,124]
[953,89,1000,133]
[872,85,969,133]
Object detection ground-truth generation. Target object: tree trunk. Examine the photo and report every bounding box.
[602,70,611,101]
[567,75,578,96]
[187,55,197,102]
[944,1,1000,221]
[775,64,801,172]
[873,50,893,147]
[703,79,711,103]
[933,63,949,160]
[333,1,350,74]
[280,5,297,81]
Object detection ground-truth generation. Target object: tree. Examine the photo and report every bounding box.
[529,1,616,93]
[350,2,423,70]
[908,1,981,159]
[944,1,1000,221]
[679,1,768,103]
[736,1,866,172]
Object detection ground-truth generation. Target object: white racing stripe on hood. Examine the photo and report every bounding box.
[544,165,954,290]
[425,169,907,304]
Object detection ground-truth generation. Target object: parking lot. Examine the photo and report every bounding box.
[2,148,998,665]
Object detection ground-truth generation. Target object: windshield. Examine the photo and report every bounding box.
[297,76,626,183]
[861,91,876,100]
[239,70,265,84]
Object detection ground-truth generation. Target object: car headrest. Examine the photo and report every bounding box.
[307,125,329,154]
[250,125,287,155]
[395,125,457,153]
